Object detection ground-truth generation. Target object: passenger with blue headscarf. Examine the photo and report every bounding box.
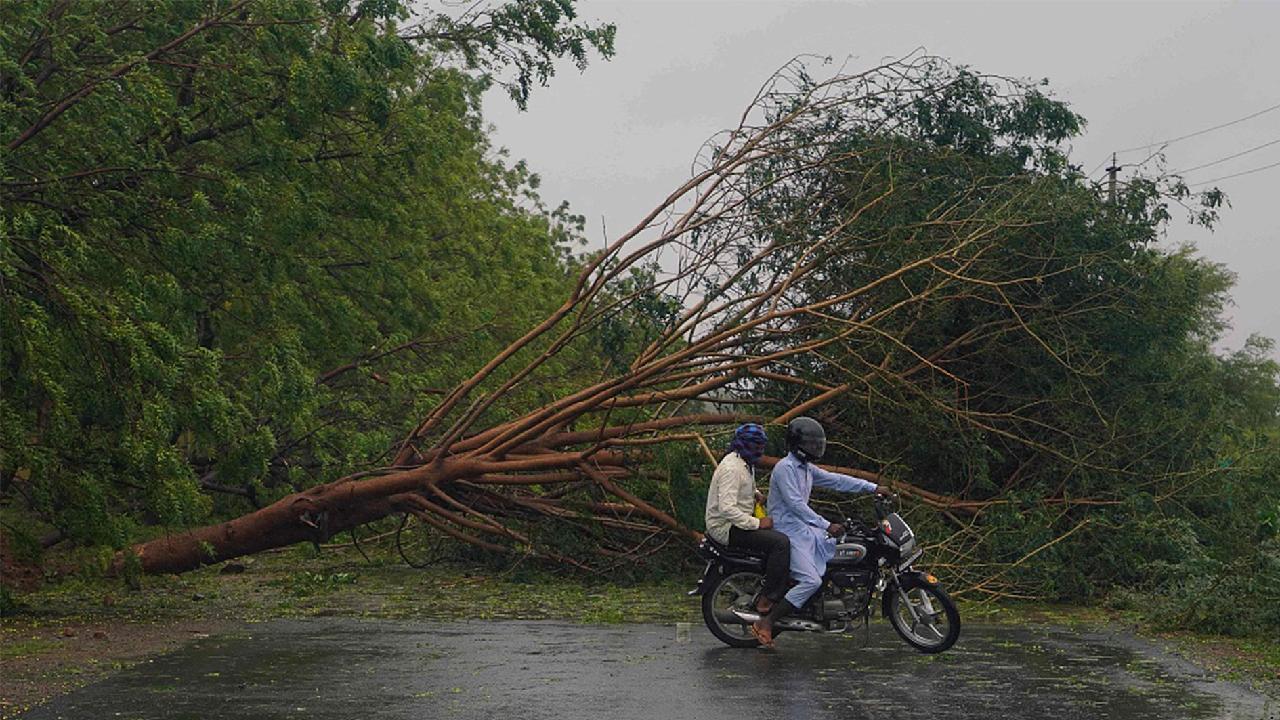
[765,416,887,631]
[704,423,790,646]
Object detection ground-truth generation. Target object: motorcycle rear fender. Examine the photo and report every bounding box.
[880,570,941,617]
[688,561,716,596]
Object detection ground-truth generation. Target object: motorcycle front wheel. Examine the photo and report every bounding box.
[885,582,960,653]
[701,570,764,648]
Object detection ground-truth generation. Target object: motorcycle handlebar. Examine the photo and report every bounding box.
[832,493,900,538]
[873,492,898,518]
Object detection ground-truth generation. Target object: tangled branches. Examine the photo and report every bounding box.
[126,54,1155,579]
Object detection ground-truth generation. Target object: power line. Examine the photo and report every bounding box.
[1190,159,1280,188]
[1174,138,1280,175]
[1085,157,1111,177]
[1116,101,1280,154]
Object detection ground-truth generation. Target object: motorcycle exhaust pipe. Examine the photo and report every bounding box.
[732,609,823,632]
[775,618,823,632]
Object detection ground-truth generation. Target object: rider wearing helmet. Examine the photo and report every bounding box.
[704,423,790,646]
[763,416,888,631]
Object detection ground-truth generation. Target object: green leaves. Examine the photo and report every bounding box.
[1,0,601,547]
[727,59,1278,630]
[410,0,616,110]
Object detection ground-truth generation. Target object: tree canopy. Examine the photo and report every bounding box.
[1,0,613,545]
[1,6,1275,637]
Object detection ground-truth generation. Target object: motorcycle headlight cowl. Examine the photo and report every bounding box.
[884,512,915,554]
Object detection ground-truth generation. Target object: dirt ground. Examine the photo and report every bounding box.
[0,617,234,717]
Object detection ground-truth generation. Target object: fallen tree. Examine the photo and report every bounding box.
[120,54,1181,578]
[6,3,1274,627]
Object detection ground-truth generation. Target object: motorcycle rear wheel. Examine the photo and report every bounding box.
[886,582,960,653]
[701,570,765,648]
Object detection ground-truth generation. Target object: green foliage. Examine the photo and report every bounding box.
[1113,443,1280,636]
[648,440,714,531]
[120,548,144,590]
[736,59,1280,636]
[0,584,20,617]
[2,4,1275,644]
[1,1,608,546]
[288,569,357,596]
[418,0,616,109]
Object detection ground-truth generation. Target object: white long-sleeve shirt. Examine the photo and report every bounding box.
[767,451,878,605]
[704,451,759,544]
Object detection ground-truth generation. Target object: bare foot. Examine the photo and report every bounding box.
[749,620,775,648]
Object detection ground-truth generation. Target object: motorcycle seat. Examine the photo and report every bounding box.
[702,536,767,561]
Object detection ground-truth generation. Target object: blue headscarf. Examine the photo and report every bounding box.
[728,423,767,465]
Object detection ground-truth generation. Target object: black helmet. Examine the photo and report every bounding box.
[786,416,826,461]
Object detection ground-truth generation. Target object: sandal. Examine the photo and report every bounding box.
[748,622,775,649]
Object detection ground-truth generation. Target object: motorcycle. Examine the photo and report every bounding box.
[690,494,960,653]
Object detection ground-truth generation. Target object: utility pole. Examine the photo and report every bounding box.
[1106,152,1120,204]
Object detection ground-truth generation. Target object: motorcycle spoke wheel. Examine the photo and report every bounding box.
[702,571,765,647]
[887,583,960,653]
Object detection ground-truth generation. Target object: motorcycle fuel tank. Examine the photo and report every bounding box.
[832,542,867,562]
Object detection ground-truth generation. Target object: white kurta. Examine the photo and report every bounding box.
[767,452,877,607]
[703,451,759,544]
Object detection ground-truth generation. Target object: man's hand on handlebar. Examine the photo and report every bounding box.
[874,484,892,496]
[826,522,845,537]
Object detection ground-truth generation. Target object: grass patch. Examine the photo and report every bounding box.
[0,637,58,661]
[3,539,701,630]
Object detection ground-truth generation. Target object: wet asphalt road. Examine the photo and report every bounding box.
[19,619,1276,720]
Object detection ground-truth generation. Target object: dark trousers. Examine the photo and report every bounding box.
[728,525,791,603]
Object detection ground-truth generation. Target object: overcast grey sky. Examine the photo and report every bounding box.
[482,0,1280,359]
